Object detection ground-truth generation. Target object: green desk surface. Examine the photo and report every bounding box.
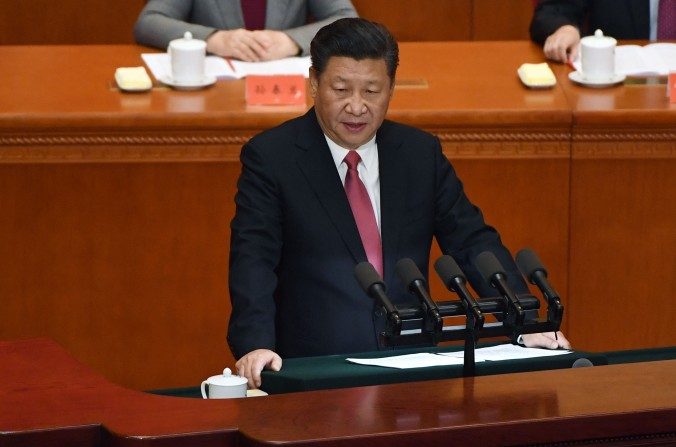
[603,346,676,364]
[257,343,606,394]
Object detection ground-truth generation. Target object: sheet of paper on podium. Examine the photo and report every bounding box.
[347,344,571,369]
[346,352,468,369]
[438,344,571,361]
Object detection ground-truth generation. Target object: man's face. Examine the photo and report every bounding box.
[310,56,394,150]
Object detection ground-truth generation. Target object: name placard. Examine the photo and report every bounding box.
[245,75,306,106]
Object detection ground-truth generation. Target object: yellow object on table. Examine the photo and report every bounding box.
[517,62,556,88]
[115,66,152,92]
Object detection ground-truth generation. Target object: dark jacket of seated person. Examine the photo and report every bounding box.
[530,0,650,44]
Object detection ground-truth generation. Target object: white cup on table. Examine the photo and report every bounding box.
[200,368,247,399]
[580,29,616,81]
[167,31,206,85]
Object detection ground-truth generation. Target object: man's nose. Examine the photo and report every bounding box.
[345,93,367,115]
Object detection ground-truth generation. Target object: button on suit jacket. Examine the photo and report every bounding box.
[227,109,528,359]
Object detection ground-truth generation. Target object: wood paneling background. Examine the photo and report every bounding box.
[0,0,146,45]
[0,0,533,45]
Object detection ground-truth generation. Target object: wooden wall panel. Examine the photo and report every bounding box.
[473,0,534,40]
[352,0,472,41]
[568,149,676,351]
[0,0,146,45]
[0,161,239,389]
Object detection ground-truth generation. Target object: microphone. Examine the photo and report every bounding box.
[354,261,402,334]
[515,248,559,303]
[434,255,484,329]
[395,258,442,334]
[515,248,564,324]
[572,358,593,368]
[475,251,524,326]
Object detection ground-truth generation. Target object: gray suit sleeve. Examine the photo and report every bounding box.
[283,0,359,56]
[134,0,219,50]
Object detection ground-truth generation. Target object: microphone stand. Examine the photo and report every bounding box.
[356,250,565,377]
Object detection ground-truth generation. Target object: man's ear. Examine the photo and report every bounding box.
[309,67,318,98]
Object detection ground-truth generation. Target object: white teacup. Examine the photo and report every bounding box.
[168,31,206,85]
[580,29,616,81]
[200,368,247,399]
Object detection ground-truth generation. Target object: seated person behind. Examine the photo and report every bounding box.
[134,0,358,61]
[530,0,667,63]
[228,17,571,389]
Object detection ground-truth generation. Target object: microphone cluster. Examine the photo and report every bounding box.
[354,248,564,375]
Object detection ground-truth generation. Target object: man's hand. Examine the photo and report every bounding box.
[543,25,581,63]
[235,348,282,389]
[206,29,267,61]
[521,331,571,350]
[206,29,300,62]
[250,30,300,60]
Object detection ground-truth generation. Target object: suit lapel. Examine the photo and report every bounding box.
[376,121,406,285]
[295,109,367,265]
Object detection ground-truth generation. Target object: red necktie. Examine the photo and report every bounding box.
[241,0,267,31]
[343,151,383,278]
[657,0,676,40]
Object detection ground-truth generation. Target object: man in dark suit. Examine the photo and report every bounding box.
[530,0,651,62]
[229,18,570,388]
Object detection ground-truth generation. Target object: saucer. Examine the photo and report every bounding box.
[568,71,626,88]
[160,74,216,90]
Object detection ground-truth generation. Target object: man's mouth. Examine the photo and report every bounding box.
[343,122,367,133]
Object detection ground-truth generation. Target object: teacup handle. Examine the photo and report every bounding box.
[200,380,208,399]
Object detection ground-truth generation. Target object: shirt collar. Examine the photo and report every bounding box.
[325,135,378,173]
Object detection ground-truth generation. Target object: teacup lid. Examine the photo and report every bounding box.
[581,29,616,48]
[205,368,248,386]
[169,31,206,50]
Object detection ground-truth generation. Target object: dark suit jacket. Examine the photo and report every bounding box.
[227,109,528,359]
[530,0,650,44]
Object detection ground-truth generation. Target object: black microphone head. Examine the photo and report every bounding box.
[354,261,384,293]
[395,258,425,288]
[475,251,506,283]
[515,248,548,280]
[434,255,465,286]
[572,358,593,368]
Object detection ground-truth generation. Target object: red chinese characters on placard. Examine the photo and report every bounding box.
[245,75,306,105]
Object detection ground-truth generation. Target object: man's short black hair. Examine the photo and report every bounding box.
[310,18,399,82]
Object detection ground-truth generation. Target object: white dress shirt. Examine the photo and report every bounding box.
[650,0,659,40]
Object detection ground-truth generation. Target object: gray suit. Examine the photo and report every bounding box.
[133,0,358,56]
